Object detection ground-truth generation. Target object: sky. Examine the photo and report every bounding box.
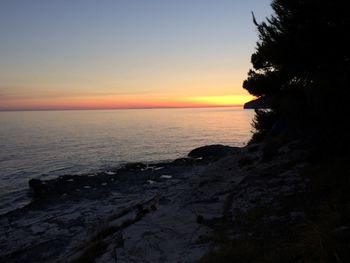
[0,0,272,110]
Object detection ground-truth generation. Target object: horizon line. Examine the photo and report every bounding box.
[0,104,246,112]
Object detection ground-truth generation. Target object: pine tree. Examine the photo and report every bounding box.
[244,0,350,140]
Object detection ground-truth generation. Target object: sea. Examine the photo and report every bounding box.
[0,107,254,214]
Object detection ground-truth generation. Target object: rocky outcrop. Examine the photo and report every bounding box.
[188,144,239,160]
[0,143,309,262]
[243,96,271,109]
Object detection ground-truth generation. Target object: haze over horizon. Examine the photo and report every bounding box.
[0,0,272,111]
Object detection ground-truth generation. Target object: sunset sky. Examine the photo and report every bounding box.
[0,0,272,110]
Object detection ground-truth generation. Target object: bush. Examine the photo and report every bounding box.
[249,109,278,144]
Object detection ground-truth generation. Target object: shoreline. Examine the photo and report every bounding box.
[0,143,309,262]
[0,144,236,217]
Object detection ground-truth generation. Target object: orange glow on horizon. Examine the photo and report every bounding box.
[186,95,254,107]
[0,94,254,111]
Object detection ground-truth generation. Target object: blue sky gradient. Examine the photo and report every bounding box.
[0,0,272,110]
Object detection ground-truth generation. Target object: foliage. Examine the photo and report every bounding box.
[249,109,278,144]
[244,0,350,135]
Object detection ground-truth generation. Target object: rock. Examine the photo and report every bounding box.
[332,226,350,242]
[243,96,271,109]
[3,142,311,263]
[188,145,238,160]
[172,157,195,165]
[247,144,260,152]
[290,211,305,221]
[30,225,45,234]
[160,175,172,179]
[124,162,146,171]
[238,156,256,167]
[196,215,205,224]
[29,179,44,197]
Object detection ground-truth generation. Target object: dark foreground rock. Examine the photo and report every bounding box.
[188,144,238,160]
[243,96,271,109]
[0,143,309,262]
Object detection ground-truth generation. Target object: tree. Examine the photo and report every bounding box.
[244,0,350,140]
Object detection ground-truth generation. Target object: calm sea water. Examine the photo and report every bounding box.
[0,107,254,214]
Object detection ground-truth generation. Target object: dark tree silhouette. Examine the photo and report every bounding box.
[244,0,350,141]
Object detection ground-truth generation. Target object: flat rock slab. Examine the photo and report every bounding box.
[0,142,309,262]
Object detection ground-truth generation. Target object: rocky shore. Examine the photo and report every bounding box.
[0,143,309,263]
